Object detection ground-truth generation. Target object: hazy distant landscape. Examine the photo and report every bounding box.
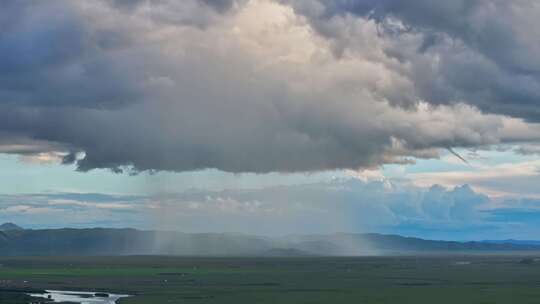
[1,223,540,257]
[0,223,539,303]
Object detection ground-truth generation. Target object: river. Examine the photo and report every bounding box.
[28,290,130,304]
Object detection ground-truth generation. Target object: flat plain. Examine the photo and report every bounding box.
[1,255,540,303]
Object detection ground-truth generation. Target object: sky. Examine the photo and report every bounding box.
[1,0,540,240]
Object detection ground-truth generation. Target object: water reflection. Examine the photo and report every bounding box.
[28,290,129,304]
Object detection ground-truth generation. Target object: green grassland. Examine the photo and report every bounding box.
[0,255,539,303]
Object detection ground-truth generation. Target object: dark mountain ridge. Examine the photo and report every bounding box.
[0,224,539,256]
[482,239,540,246]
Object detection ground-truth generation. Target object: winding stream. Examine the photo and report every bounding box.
[28,290,130,304]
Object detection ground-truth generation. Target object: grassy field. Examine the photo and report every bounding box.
[0,255,539,303]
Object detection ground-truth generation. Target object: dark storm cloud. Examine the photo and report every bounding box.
[0,0,538,173]
[200,0,237,12]
[106,0,146,11]
[107,0,239,13]
[0,1,146,109]
[285,0,540,121]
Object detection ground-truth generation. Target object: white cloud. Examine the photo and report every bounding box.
[1,205,58,215]
[141,178,489,235]
[410,159,540,198]
[48,199,133,210]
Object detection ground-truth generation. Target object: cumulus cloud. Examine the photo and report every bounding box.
[414,167,540,198]
[0,179,493,238]
[0,0,539,173]
[139,179,493,236]
[5,178,540,239]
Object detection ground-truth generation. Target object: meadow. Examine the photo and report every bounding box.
[0,255,539,303]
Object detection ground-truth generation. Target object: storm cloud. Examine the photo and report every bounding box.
[0,0,539,173]
[285,0,540,120]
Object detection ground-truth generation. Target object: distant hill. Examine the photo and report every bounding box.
[260,248,312,257]
[482,239,540,246]
[0,223,23,231]
[280,233,540,255]
[0,225,538,256]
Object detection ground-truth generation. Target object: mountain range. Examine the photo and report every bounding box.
[0,224,539,256]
